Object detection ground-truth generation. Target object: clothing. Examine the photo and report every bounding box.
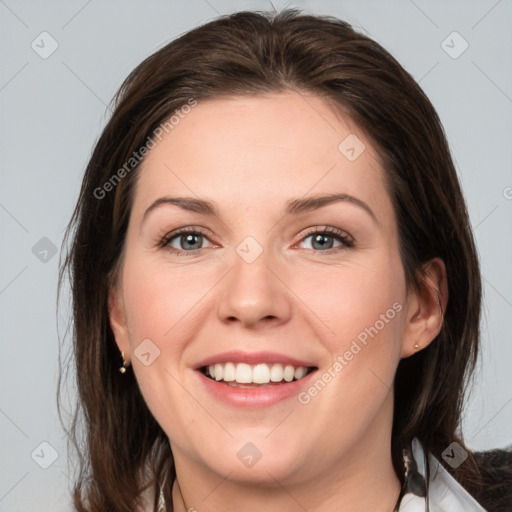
[395,438,487,511]
[472,447,512,511]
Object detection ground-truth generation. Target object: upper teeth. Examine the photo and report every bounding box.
[207,362,309,384]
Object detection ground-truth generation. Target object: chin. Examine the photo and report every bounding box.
[198,435,308,484]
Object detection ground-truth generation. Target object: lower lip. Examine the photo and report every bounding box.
[196,369,317,408]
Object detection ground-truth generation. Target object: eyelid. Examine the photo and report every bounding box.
[297,225,354,245]
[294,225,355,251]
[159,225,355,254]
[158,226,216,250]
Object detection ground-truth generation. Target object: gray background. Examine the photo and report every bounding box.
[0,0,511,510]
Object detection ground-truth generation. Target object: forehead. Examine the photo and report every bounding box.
[131,91,387,217]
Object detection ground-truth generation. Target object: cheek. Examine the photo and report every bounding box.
[301,255,405,351]
[120,256,207,429]
[121,256,208,350]
[304,255,406,407]
[296,261,405,438]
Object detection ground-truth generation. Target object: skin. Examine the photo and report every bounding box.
[109,91,447,512]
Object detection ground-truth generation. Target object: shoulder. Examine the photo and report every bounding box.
[472,447,512,512]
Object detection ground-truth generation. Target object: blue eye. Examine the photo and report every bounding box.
[160,228,213,255]
[298,227,354,251]
[160,226,354,256]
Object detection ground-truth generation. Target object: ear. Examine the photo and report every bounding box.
[108,282,131,360]
[400,257,448,358]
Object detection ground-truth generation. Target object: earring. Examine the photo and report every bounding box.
[414,343,420,350]
[119,351,129,373]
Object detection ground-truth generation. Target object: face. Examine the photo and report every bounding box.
[109,91,428,488]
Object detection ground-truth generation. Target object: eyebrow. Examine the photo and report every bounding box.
[142,193,377,224]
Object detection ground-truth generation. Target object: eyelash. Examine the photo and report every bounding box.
[158,226,355,256]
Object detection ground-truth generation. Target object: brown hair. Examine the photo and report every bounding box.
[58,8,483,511]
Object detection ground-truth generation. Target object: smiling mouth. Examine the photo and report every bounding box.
[199,363,318,387]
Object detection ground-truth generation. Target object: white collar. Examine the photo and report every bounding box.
[398,438,487,511]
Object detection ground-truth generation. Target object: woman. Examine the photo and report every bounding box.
[58,8,509,512]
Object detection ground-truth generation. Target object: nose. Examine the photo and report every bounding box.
[216,242,292,329]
